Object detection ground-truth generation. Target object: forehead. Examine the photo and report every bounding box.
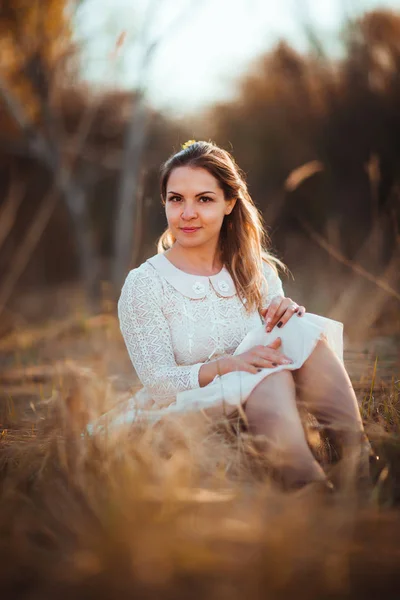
[167,166,220,192]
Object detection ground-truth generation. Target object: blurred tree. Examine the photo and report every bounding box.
[207,9,400,333]
[111,0,200,291]
[0,0,70,125]
[1,3,399,332]
[341,10,400,257]
[210,41,326,233]
[211,11,400,259]
[0,0,204,314]
[0,0,100,311]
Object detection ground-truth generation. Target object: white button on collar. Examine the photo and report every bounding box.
[192,281,205,295]
[218,280,230,293]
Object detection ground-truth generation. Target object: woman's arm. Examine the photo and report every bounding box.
[118,267,205,405]
[261,259,285,307]
[260,260,306,331]
[118,266,275,398]
[199,338,294,383]
[198,359,228,387]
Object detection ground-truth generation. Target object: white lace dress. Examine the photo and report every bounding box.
[94,253,344,429]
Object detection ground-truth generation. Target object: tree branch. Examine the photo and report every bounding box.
[0,187,58,319]
[297,216,400,301]
[0,176,25,253]
[0,74,33,133]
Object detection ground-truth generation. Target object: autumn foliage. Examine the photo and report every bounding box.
[0,0,72,132]
[0,6,399,331]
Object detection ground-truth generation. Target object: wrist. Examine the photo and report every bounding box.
[217,356,234,376]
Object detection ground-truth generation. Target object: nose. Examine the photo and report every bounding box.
[181,201,197,220]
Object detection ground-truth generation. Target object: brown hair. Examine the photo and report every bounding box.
[158,140,287,313]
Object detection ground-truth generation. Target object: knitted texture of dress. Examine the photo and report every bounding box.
[92,252,343,429]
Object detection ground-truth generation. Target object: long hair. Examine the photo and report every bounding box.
[157,140,287,313]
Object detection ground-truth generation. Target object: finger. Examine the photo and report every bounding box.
[296,305,306,317]
[263,296,282,327]
[253,339,281,351]
[255,356,292,369]
[268,297,292,331]
[251,355,276,368]
[235,360,258,374]
[256,359,277,369]
[264,296,285,332]
[266,337,281,349]
[276,302,299,329]
[253,341,282,355]
[259,350,293,365]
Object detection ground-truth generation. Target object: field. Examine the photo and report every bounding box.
[0,291,400,599]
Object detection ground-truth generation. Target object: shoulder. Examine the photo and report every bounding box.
[260,257,285,300]
[119,258,164,305]
[123,259,160,284]
[261,258,280,280]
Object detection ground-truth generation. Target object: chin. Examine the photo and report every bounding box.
[176,235,204,248]
[173,228,219,249]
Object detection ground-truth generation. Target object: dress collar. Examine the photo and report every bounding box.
[147,253,237,299]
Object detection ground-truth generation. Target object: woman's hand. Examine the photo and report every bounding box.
[200,339,294,386]
[260,296,306,333]
[221,338,293,375]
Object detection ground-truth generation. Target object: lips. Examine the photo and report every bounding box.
[180,227,200,233]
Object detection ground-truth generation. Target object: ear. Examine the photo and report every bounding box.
[225,197,237,215]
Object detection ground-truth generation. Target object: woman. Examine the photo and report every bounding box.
[109,140,371,492]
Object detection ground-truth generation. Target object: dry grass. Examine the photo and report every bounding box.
[0,310,400,599]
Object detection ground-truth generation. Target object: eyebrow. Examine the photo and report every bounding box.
[167,190,217,196]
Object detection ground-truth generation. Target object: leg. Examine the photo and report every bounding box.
[293,337,372,489]
[244,369,328,489]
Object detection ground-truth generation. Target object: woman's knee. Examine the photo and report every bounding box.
[301,336,333,370]
[245,371,299,426]
[246,370,296,406]
[246,398,307,448]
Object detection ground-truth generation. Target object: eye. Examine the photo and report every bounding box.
[198,196,213,203]
[168,195,182,202]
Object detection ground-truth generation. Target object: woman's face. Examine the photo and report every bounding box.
[165,166,236,250]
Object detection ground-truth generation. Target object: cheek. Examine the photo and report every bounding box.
[202,206,226,228]
[165,204,179,226]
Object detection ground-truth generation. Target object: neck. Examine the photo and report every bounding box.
[166,241,222,276]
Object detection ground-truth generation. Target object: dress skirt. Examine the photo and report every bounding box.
[88,313,343,433]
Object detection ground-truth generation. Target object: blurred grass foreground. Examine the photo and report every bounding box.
[0,308,399,600]
[0,2,400,599]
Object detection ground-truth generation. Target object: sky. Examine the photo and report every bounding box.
[75,0,400,116]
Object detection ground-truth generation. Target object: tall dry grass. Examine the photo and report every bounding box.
[0,309,399,599]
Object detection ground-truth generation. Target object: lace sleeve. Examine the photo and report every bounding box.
[261,259,285,308]
[117,266,202,406]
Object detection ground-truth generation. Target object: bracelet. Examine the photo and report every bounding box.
[204,348,217,363]
[204,350,228,378]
